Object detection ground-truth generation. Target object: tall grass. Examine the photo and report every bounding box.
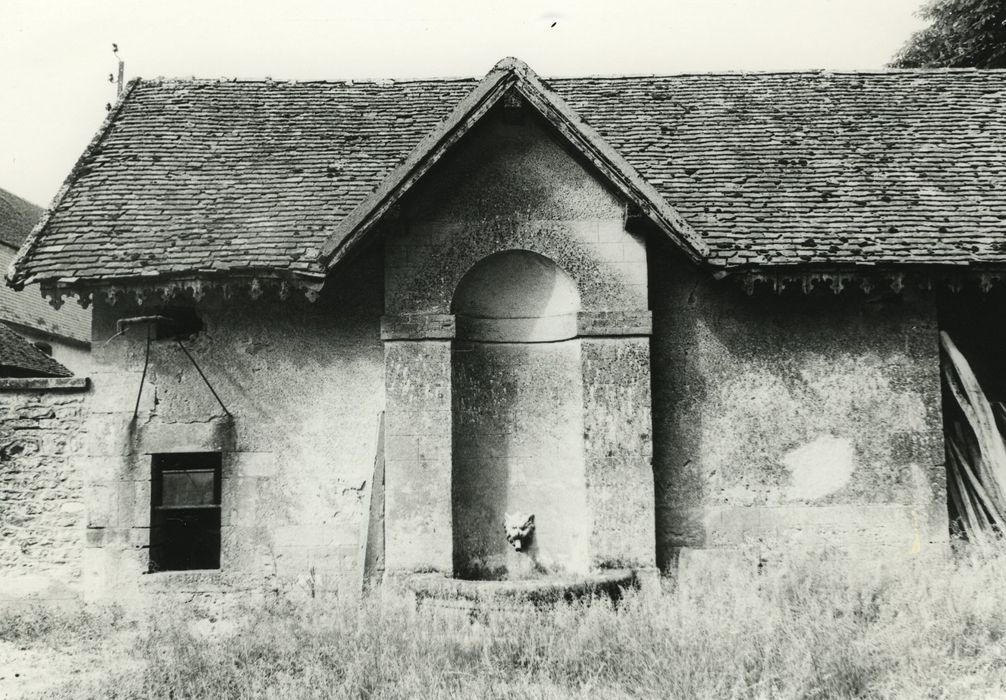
[0,602,127,648]
[17,546,1006,699]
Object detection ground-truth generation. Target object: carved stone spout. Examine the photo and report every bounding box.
[503,512,535,552]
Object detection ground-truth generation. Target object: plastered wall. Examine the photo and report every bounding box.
[80,249,385,604]
[14,327,91,377]
[650,248,948,569]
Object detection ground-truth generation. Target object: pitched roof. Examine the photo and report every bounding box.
[0,322,72,377]
[0,244,90,343]
[0,191,90,343]
[553,71,1006,270]
[11,60,1006,289]
[0,188,43,249]
[322,58,707,269]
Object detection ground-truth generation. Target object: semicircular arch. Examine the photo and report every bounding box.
[451,250,580,342]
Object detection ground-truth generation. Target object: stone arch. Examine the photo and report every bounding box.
[450,249,590,579]
[388,221,639,315]
[452,250,581,342]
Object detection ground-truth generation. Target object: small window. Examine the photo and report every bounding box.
[149,453,221,572]
[33,341,52,356]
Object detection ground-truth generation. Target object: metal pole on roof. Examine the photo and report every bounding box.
[113,44,124,96]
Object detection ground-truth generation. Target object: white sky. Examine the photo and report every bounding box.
[2,0,927,206]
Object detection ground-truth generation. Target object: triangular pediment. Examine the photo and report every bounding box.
[319,57,708,269]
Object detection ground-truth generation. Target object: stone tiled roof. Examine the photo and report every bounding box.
[0,188,43,249]
[0,245,90,343]
[11,61,1006,288]
[10,78,475,289]
[552,71,1006,269]
[0,190,90,342]
[321,58,708,270]
[0,322,72,377]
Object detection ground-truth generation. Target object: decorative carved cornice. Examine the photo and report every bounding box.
[732,267,1006,295]
[39,274,325,310]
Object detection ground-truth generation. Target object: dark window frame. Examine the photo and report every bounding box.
[149,453,222,573]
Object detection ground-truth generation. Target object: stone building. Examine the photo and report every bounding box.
[6,58,1006,602]
[0,187,90,374]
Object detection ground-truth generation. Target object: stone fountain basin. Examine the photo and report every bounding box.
[405,569,634,610]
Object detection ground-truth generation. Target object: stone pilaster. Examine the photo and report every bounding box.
[383,340,453,574]
[581,337,655,568]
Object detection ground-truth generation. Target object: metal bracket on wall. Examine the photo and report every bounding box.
[175,339,233,419]
[113,315,233,421]
[133,323,151,420]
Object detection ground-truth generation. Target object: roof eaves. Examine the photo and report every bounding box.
[7,78,142,291]
[34,267,329,310]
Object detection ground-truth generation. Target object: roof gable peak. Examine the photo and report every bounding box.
[490,56,527,72]
[319,57,708,270]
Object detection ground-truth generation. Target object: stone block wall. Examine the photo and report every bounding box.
[383,340,453,574]
[0,378,89,603]
[452,339,589,578]
[380,100,658,579]
[386,219,647,314]
[582,338,655,568]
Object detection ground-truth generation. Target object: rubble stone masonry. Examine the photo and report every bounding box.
[0,378,89,603]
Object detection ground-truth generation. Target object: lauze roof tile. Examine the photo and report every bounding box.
[0,322,72,377]
[10,60,1006,288]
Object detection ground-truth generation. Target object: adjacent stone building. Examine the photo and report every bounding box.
[0,187,90,374]
[6,58,1005,602]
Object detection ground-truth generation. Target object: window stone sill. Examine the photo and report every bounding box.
[138,569,250,593]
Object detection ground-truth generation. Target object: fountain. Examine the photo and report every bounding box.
[406,508,634,613]
[385,250,651,613]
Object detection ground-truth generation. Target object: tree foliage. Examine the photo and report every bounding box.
[890,0,1006,68]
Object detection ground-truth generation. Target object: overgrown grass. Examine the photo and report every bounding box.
[0,602,128,648]
[13,546,1006,698]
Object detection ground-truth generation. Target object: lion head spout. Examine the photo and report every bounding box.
[503,512,535,551]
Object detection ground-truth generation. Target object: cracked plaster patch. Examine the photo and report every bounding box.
[783,434,856,501]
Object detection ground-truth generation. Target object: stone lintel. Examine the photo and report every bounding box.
[135,417,236,454]
[0,376,90,392]
[577,310,652,337]
[381,314,456,340]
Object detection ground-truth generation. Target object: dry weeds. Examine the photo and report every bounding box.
[3,546,1005,699]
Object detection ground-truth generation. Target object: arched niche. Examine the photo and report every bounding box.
[450,250,589,579]
[452,250,581,342]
